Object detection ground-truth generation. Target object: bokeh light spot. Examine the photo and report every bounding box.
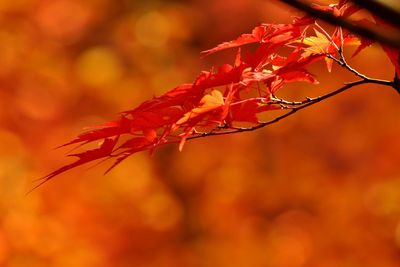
[35,0,92,43]
[364,180,400,216]
[394,221,400,249]
[267,210,313,267]
[76,46,123,87]
[140,193,182,231]
[0,30,22,75]
[16,83,63,121]
[135,11,170,48]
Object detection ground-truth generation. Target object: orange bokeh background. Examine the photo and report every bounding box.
[0,0,400,266]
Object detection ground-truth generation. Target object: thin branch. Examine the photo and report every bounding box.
[328,47,398,92]
[279,0,400,49]
[327,54,370,80]
[270,96,305,106]
[188,77,393,140]
[189,27,397,141]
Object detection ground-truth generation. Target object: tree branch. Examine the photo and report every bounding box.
[350,0,400,28]
[188,4,399,141]
[328,45,400,94]
[188,77,393,140]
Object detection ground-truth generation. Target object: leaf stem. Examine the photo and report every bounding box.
[188,78,393,140]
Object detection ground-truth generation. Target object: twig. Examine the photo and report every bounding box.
[326,54,371,81]
[328,46,398,93]
[188,77,393,140]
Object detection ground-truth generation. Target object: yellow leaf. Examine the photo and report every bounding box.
[176,90,224,125]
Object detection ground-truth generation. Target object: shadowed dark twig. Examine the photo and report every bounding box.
[279,0,400,49]
[188,77,393,140]
[350,0,400,28]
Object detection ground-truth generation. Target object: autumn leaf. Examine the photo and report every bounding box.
[175,89,225,127]
[38,0,398,190]
[228,98,279,124]
[311,1,360,18]
[300,28,359,72]
[201,25,269,55]
[201,16,314,57]
[381,46,400,77]
[32,137,119,192]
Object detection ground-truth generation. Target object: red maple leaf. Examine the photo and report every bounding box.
[37,0,397,190]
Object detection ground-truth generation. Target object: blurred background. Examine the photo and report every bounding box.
[0,0,400,266]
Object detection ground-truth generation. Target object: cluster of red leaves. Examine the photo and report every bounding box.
[39,0,399,187]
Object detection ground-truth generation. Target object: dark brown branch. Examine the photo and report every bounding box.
[326,53,372,81]
[188,78,393,140]
[189,20,398,141]
[329,45,400,94]
[279,0,400,49]
[395,51,400,94]
[350,0,400,28]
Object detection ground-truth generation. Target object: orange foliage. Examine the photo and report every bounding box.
[0,0,400,267]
